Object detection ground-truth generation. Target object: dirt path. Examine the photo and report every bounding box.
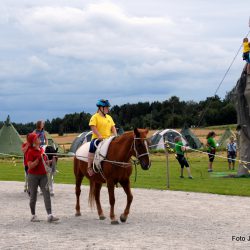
[0,181,250,250]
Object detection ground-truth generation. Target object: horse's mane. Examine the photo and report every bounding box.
[113,131,134,143]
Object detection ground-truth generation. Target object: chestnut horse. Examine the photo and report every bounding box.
[74,128,151,224]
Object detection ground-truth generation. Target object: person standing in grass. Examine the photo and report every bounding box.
[34,120,48,147]
[206,131,216,172]
[26,132,59,223]
[174,136,193,179]
[227,136,237,170]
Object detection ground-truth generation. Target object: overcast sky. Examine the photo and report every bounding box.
[0,0,249,123]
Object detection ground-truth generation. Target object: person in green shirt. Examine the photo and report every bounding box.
[206,131,216,172]
[174,136,193,179]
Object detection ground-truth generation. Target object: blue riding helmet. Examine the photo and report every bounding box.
[96,99,111,107]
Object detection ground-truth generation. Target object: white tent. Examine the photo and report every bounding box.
[150,129,187,149]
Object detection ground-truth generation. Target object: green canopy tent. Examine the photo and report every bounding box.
[180,126,202,149]
[69,127,124,154]
[0,115,23,156]
[69,131,92,154]
[217,128,236,148]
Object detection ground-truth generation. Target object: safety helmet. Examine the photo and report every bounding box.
[96,99,111,107]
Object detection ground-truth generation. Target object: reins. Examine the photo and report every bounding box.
[93,136,150,181]
[113,136,150,166]
[95,136,150,168]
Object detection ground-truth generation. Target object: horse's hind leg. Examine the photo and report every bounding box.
[119,179,133,223]
[94,183,105,220]
[74,163,84,216]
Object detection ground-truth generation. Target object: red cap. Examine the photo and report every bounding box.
[27,133,38,145]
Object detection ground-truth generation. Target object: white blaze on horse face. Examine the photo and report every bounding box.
[144,140,150,155]
[144,140,151,167]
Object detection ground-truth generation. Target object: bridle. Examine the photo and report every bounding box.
[133,137,150,159]
[101,136,150,167]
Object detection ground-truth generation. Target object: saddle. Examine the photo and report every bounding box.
[75,136,116,171]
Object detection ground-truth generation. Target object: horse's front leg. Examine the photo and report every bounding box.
[119,179,133,223]
[107,181,118,224]
[94,182,105,220]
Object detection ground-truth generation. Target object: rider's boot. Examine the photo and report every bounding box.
[87,152,95,176]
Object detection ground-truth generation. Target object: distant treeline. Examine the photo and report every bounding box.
[3,94,236,135]
[111,94,236,130]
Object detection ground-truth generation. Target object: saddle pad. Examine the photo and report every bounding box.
[94,136,116,169]
[75,142,90,163]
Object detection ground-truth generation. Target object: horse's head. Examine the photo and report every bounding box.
[45,145,58,161]
[133,128,151,170]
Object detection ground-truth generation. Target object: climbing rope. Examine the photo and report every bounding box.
[197,29,250,127]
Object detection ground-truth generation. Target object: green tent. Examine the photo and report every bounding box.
[217,128,236,148]
[180,126,202,149]
[0,115,23,156]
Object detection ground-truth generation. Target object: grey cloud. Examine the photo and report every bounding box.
[0,0,248,122]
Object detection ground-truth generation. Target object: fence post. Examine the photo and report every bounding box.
[164,143,170,189]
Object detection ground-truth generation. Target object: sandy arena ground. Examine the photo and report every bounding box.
[1,181,250,250]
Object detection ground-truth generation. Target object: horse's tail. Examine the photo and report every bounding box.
[88,179,96,209]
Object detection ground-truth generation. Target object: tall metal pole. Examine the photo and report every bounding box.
[164,143,170,189]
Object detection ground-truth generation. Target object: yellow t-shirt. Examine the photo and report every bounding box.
[89,113,115,139]
[243,42,250,53]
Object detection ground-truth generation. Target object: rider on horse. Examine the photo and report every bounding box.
[87,99,117,176]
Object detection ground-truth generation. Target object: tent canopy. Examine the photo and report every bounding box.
[150,129,187,149]
[69,131,92,154]
[180,126,202,149]
[217,128,236,148]
[0,115,23,156]
[69,127,125,154]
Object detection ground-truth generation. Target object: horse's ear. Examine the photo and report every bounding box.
[134,128,140,137]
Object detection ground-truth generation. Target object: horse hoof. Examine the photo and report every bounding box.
[75,212,81,217]
[111,220,119,225]
[99,215,106,220]
[120,214,127,223]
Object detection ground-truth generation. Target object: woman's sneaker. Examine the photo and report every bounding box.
[30,215,40,222]
[47,214,59,223]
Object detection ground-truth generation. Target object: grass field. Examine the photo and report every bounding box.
[0,152,249,196]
